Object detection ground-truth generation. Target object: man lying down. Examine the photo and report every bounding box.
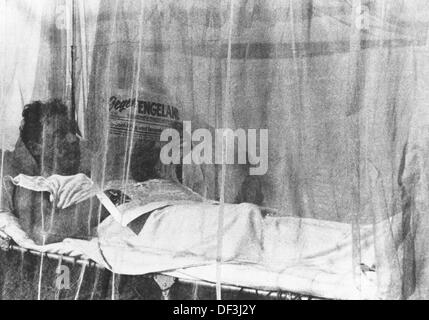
[0,100,264,269]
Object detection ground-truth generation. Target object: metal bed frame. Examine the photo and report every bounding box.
[0,236,323,300]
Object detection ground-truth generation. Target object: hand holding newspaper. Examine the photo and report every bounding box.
[9,173,123,220]
[6,173,153,232]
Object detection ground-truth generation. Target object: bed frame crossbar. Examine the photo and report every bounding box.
[0,236,323,300]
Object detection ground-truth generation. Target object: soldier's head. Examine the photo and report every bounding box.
[20,100,80,176]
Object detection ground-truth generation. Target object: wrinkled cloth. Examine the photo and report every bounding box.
[1,173,100,245]
[0,174,403,299]
[0,139,97,245]
[92,202,265,274]
[263,216,375,273]
[104,179,207,224]
[167,264,378,300]
[0,212,382,300]
[2,193,393,299]
[1,177,265,274]
[11,202,264,277]
[53,214,402,299]
[89,213,394,299]
[0,138,101,300]
[7,173,99,209]
[263,215,406,299]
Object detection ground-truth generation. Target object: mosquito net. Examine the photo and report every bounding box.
[1,0,429,300]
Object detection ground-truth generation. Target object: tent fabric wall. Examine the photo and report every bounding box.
[0,0,45,151]
[83,0,429,221]
[1,0,429,299]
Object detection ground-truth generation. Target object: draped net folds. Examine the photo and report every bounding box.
[1,0,429,300]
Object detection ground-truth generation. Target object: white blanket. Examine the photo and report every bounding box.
[53,213,380,300]
[0,174,389,299]
[1,207,381,299]
[92,202,264,274]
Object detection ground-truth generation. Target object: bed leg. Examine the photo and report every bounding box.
[192,282,199,300]
[153,275,176,300]
[0,236,11,251]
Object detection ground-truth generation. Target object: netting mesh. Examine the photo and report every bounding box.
[1,0,429,299]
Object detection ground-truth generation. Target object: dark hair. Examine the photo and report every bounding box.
[20,99,71,146]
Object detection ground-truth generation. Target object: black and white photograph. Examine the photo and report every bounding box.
[0,0,429,304]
